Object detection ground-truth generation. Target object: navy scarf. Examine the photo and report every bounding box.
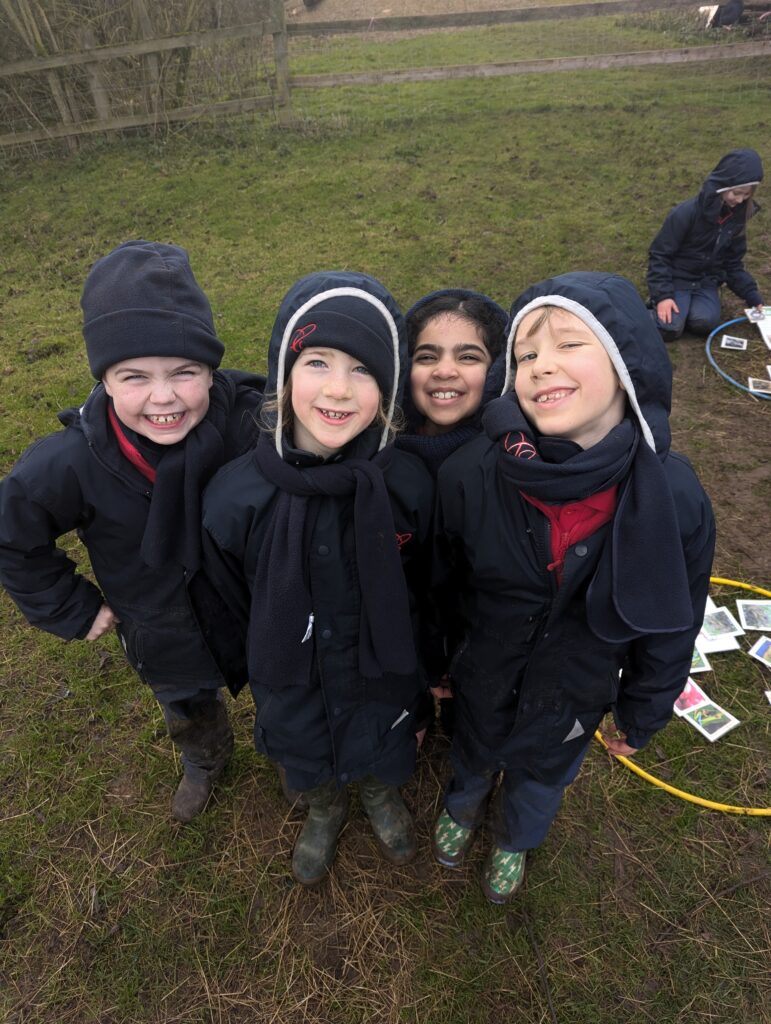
[483,392,693,639]
[248,432,417,686]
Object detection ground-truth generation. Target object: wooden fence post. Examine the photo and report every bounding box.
[271,0,291,125]
[131,0,161,118]
[77,26,111,121]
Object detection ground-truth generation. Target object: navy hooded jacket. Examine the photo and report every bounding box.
[202,272,434,791]
[435,273,715,779]
[0,370,264,697]
[647,148,763,307]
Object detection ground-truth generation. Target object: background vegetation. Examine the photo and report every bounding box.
[1,7,769,1023]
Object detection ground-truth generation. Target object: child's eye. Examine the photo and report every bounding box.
[516,352,536,364]
[459,353,485,363]
[352,365,371,376]
[413,352,436,364]
[306,358,327,368]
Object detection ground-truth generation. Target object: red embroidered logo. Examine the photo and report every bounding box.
[395,532,413,550]
[290,323,317,353]
[503,431,537,460]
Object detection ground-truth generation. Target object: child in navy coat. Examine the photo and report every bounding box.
[202,271,434,885]
[432,272,715,903]
[0,241,263,821]
[648,148,763,341]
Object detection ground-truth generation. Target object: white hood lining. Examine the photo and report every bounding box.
[502,294,656,452]
[274,286,400,456]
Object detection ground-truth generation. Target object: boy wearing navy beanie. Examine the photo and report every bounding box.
[0,241,264,821]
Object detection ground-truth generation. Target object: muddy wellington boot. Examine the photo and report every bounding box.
[172,774,214,823]
[358,776,417,865]
[291,781,349,886]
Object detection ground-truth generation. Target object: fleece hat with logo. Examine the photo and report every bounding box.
[81,240,224,379]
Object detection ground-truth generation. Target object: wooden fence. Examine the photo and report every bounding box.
[0,0,769,148]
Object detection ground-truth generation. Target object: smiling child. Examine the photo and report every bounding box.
[0,241,264,821]
[202,270,434,886]
[432,272,715,904]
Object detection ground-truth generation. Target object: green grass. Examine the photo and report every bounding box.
[1,16,770,1024]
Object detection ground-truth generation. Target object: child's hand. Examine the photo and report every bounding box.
[85,603,120,640]
[656,299,680,324]
[600,723,639,758]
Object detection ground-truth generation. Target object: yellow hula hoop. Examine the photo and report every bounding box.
[595,575,771,816]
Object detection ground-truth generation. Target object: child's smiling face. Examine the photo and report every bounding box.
[513,307,626,450]
[289,347,381,458]
[103,356,213,444]
[410,313,492,436]
[719,185,754,208]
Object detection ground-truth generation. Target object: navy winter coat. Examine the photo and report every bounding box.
[0,370,263,696]
[202,272,435,791]
[435,273,715,783]
[647,148,763,307]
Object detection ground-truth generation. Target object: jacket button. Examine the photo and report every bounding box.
[321,628,332,640]
[340,773,349,782]
[333,706,342,716]
[317,545,330,556]
[575,544,588,557]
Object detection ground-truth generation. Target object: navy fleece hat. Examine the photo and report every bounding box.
[81,240,224,379]
[283,297,396,400]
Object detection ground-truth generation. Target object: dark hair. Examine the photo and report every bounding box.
[406,294,506,359]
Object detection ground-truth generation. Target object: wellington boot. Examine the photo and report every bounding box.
[171,774,213,823]
[358,776,417,866]
[291,782,349,886]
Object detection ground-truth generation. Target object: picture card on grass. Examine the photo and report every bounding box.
[748,636,771,670]
[736,600,771,631]
[699,607,744,639]
[690,647,712,674]
[682,702,740,742]
[674,677,711,716]
[748,377,771,395]
[696,633,740,654]
[720,334,747,350]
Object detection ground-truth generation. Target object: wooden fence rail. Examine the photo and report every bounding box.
[0,0,768,148]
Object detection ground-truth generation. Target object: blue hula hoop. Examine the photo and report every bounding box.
[705,316,771,400]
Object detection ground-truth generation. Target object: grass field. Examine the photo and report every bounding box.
[1,10,770,1024]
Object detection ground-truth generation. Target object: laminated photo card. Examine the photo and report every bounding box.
[736,600,771,631]
[690,647,712,674]
[720,334,747,351]
[748,636,771,670]
[745,306,771,348]
[700,607,744,640]
[748,377,771,395]
[695,632,740,654]
[683,702,741,742]
[674,677,711,716]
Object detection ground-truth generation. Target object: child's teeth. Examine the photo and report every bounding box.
[150,414,181,423]
[537,391,569,404]
[432,391,459,399]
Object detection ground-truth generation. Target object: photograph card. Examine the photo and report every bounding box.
[683,702,740,742]
[748,377,771,394]
[766,691,771,706]
[720,334,747,350]
[674,677,711,716]
[704,595,718,613]
[744,306,768,322]
[748,636,771,670]
[695,633,740,654]
[736,600,771,631]
[699,607,744,639]
[690,647,712,674]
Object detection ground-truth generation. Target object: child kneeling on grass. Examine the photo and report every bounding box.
[0,241,264,822]
[432,272,716,904]
[647,148,764,342]
[201,271,434,885]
